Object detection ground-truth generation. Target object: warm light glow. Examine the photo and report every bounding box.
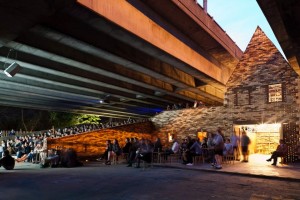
[197,132,207,142]
[168,133,174,142]
[257,123,281,132]
[239,123,281,133]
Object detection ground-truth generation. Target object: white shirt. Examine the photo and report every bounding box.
[171,141,180,153]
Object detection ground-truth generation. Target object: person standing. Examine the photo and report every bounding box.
[38,135,48,168]
[230,130,240,161]
[105,140,113,165]
[241,131,251,162]
[213,129,224,169]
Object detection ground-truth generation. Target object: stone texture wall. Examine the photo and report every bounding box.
[152,106,230,147]
[224,27,300,125]
[48,122,154,157]
[151,27,300,149]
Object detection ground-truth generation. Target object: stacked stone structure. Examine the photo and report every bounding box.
[47,27,300,161]
[48,122,154,157]
[152,27,300,160]
[225,27,300,125]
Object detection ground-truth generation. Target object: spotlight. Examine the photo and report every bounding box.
[99,94,111,104]
[99,99,110,104]
[136,94,146,99]
[4,62,21,77]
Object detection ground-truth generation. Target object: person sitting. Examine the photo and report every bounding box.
[15,142,33,163]
[180,137,192,165]
[60,148,83,168]
[135,139,153,168]
[163,138,179,161]
[266,139,288,166]
[111,139,121,163]
[189,138,202,165]
[153,137,162,152]
[0,150,15,170]
[127,138,139,167]
[46,149,60,168]
[223,138,234,156]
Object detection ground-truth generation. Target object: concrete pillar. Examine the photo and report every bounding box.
[203,0,207,13]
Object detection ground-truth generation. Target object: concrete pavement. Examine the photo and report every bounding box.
[1,154,300,200]
[155,154,300,182]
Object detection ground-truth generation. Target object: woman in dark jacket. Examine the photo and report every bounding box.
[122,138,131,154]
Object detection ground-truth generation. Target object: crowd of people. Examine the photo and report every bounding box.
[0,118,149,170]
[0,132,84,169]
[166,100,206,111]
[95,127,248,170]
[0,121,291,171]
[0,118,150,139]
[97,137,162,168]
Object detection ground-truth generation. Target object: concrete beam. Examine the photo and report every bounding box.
[4,41,196,103]
[0,84,154,118]
[173,0,243,60]
[0,57,172,104]
[24,27,222,104]
[78,0,227,84]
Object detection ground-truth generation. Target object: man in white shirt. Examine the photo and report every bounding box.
[213,129,224,169]
[163,138,179,160]
[171,139,180,154]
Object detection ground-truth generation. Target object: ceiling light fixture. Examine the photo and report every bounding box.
[3,49,21,77]
[99,94,111,104]
[4,62,21,77]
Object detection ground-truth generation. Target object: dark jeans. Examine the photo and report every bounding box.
[163,149,174,160]
[204,149,215,163]
[128,151,136,165]
[271,151,285,164]
[182,151,193,164]
[99,150,108,160]
[136,152,152,167]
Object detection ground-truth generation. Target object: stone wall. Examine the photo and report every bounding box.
[152,106,229,147]
[224,27,300,124]
[48,121,155,157]
[151,27,300,150]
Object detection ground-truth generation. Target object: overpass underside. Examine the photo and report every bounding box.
[0,0,242,118]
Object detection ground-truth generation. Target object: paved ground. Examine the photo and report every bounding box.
[160,154,300,181]
[0,154,299,200]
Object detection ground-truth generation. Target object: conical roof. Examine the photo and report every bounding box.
[226,26,298,89]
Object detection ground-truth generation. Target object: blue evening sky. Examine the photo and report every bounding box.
[197,0,284,56]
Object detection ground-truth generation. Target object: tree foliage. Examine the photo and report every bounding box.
[49,112,101,128]
[77,114,101,125]
[0,106,101,131]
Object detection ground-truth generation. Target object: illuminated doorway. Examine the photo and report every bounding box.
[233,123,281,154]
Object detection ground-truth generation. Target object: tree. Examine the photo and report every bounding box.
[77,114,101,125]
[49,112,100,128]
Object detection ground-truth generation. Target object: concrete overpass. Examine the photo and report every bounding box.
[257,0,300,76]
[0,0,242,119]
